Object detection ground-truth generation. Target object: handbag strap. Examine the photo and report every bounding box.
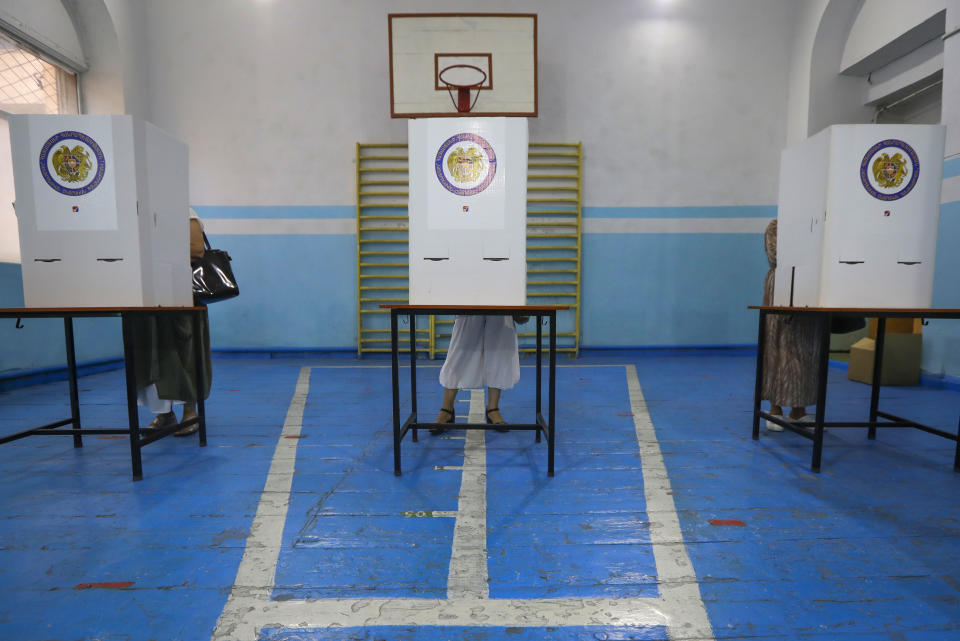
[202,230,212,251]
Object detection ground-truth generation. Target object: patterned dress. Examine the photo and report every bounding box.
[761,219,824,409]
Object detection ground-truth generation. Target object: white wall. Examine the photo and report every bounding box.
[786,0,830,145]
[138,0,794,209]
[101,0,148,120]
[64,0,125,115]
[945,0,960,159]
[0,114,16,262]
[807,0,875,136]
[0,0,85,70]
[842,0,946,72]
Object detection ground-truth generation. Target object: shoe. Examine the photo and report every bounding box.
[788,415,825,431]
[174,422,200,437]
[174,405,200,437]
[431,407,454,435]
[486,407,509,433]
[145,412,177,431]
[765,418,784,432]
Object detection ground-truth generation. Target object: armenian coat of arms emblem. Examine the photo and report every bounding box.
[860,139,919,201]
[435,132,497,196]
[39,130,106,196]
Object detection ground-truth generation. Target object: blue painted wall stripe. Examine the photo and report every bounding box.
[943,156,960,179]
[193,204,777,221]
[192,205,355,219]
[581,205,776,219]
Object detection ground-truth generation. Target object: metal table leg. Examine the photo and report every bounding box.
[954,415,960,473]
[64,317,83,448]
[548,310,556,477]
[752,310,766,440]
[120,315,143,481]
[193,309,207,446]
[869,317,887,440]
[811,312,832,473]
[391,310,402,476]
[535,313,542,443]
[409,312,418,443]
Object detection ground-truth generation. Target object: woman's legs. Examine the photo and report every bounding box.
[431,388,458,435]
[436,388,458,422]
[486,387,505,424]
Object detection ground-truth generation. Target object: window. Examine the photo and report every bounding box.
[0,31,79,263]
[0,31,78,115]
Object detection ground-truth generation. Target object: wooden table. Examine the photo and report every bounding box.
[381,304,569,477]
[750,306,960,472]
[0,307,208,480]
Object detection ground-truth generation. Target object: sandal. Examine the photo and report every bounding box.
[431,407,454,435]
[486,407,509,433]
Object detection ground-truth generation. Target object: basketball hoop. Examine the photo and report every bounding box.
[438,64,487,113]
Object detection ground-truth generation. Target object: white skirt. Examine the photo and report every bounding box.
[439,315,520,390]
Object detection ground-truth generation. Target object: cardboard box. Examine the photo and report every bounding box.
[848,334,922,385]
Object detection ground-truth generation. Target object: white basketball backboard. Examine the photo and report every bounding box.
[389,13,538,118]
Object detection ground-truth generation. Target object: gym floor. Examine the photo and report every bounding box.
[1,349,958,640]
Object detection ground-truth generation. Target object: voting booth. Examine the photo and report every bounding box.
[408,117,528,305]
[389,13,536,306]
[9,114,191,308]
[774,124,946,308]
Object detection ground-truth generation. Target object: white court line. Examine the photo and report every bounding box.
[626,364,715,640]
[211,366,311,640]
[211,365,714,640]
[446,389,489,599]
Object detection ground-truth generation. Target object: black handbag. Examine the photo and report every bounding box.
[192,232,239,304]
[830,316,866,334]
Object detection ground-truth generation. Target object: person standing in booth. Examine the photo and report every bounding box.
[432,315,527,434]
[133,208,212,436]
[761,218,824,429]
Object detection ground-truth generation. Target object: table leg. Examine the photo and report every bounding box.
[752,310,766,440]
[193,309,207,447]
[548,311,556,477]
[954,415,960,473]
[409,312,418,442]
[535,313,542,443]
[811,312,831,473]
[391,310,402,476]
[121,315,144,481]
[63,317,83,448]
[868,317,886,440]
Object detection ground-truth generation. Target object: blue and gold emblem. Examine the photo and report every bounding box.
[39,131,106,196]
[435,133,497,196]
[860,139,918,201]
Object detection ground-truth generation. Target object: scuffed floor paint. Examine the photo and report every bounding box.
[0,351,958,640]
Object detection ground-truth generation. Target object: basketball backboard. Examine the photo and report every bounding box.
[388,13,538,118]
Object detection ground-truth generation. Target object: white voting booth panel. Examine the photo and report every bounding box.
[774,124,946,308]
[10,115,190,308]
[408,117,528,305]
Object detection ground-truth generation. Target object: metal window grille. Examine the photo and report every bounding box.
[0,32,78,115]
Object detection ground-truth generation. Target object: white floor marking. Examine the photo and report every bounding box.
[447,389,489,600]
[211,366,311,640]
[626,364,715,641]
[211,365,714,640]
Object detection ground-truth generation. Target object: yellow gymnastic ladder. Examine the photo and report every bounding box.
[524,142,583,357]
[354,143,428,357]
[355,141,583,358]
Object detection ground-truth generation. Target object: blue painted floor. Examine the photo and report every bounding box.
[0,350,958,640]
